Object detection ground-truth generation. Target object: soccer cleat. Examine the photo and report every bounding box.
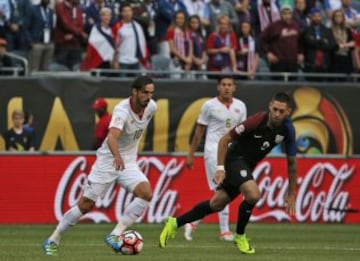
[234,234,255,254]
[159,216,177,248]
[104,234,121,253]
[219,231,234,242]
[184,223,196,241]
[42,239,58,256]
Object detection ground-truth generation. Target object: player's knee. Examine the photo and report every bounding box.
[209,199,227,212]
[245,193,261,205]
[133,182,152,201]
[140,192,152,202]
[78,198,95,213]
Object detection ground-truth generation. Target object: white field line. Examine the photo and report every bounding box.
[3,243,360,252]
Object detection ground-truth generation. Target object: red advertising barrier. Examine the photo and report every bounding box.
[0,154,359,224]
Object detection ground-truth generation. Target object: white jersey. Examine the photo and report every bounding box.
[90,98,157,183]
[198,97,247,158]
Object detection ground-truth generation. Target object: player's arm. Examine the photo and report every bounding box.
[284,119,297,216]
[107,127,124,171]
[285,156,297,216]
[213,132,233,185]
[186,124,206,169]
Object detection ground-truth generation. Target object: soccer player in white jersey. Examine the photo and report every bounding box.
[42,75,157,256]
[185,75,247,241]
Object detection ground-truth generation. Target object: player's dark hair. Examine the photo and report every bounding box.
[217,74,235,84]
[132,75,154,90]
[272,92,293,107]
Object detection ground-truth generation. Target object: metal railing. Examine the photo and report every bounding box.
[0,52,29,76]
[2,67,360,82]
[0,67,24,76]
[89,69,360,82]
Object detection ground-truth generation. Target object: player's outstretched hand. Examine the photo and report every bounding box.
[185,155,194,170]
[212,170,225,185]
[284,194,296,216]
[113,156,125,171]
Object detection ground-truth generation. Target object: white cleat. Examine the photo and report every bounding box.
[184,223,196,241]
[219,231,234,242]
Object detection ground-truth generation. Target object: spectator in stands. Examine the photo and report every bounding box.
[80,7,116,72]
[84,0,115,34]
[2,109,35,151]
[204,0,238,34]
[303,7,336,80]
[0,0,11,38]
[28,0,54,72]
[142,0,158,55]
[112,3,148,77]
[251,0,280,36]
[206,15,237,79]
[330,9,355,77]
[354,35,360,72]
[23,111,34,133]
[305,0,317,13]
[324,0,342,26]
[236,21,259,79]
[23,110,36,146]
[293,0,310,32]
[6,0,32,52]
[235,0,251,27]
[91,97,111,149]
[183,0,209,31]
[141,0,158,56]
[188,14,207,78]
[156,0,188,57]
[0,37,14,75]
[167,10,193,77]
[341,0,360,30]
[260,4,304,80]
[54,0,88,71]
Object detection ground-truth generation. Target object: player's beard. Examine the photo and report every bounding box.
[141,99,150,108]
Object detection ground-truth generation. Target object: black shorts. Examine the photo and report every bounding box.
[217,157,254,200]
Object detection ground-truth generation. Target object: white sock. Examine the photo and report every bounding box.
[110,198,149,236]
[191,220,201,227]
[49,205,83,244]
[218,204,230,233]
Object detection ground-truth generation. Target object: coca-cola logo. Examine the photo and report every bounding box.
[54,156,356,224]
[252,161,354,222]
[54,156,184,223]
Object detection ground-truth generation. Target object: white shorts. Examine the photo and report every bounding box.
[204,156,217,190]
[85,163,149,201]
[83,181,115,202]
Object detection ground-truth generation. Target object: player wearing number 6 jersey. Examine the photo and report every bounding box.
[185,75,247,241]
[43,75,157,256]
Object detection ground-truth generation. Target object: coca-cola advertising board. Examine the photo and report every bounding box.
[0,154,359,224]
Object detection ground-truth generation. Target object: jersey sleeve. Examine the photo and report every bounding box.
[284,119,297,156]
[197,101,210,126]
[230,111,266,138]
[109,106,128,131]
[240,102,247,122]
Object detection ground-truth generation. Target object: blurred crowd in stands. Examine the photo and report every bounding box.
[0,0,360,79]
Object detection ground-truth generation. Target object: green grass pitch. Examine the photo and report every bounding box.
[0,223,359,261]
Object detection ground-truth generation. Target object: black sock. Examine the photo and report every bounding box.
[177,200,215,228]
[236,200,255,235]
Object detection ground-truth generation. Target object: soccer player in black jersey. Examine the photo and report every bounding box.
[159,92,297,254]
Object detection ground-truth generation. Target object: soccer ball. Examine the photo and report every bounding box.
[117,230,144,255]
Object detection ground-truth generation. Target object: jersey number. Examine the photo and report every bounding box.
[133,129,143,140]
[226,118,232,128]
